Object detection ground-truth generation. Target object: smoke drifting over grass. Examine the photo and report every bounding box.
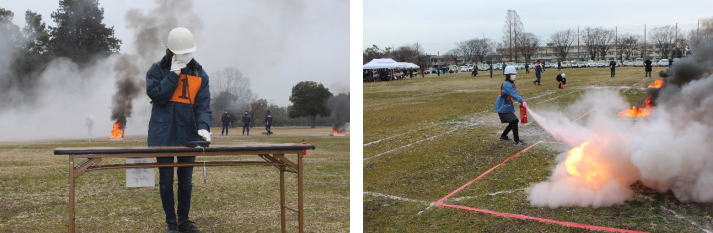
[527,41,713,207]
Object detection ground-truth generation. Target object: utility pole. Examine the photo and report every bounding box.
[615,26,618,61]
[643,24,646,59]
[674,22,678,60]
[577,26,580,61]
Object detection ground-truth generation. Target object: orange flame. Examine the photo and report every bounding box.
[110,121,124,139]
[330,129,346,136]
[647,80,663,88]
[618,96,654,118]
[564,141,609,189]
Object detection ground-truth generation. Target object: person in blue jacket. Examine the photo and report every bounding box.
[495,65,527,146]
[242,111,252,136]
[533,60,543,85]
[146,27,209,233]
[264,110,273,135]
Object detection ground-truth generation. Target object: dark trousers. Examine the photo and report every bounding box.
[610,69,615,77]
[157,156,195,225]
[242,125,250,135]
[501,120,520,142]
[221,125,229,136]
[645,70,652,77]
[535,73,541,84]
[265,124,272,134]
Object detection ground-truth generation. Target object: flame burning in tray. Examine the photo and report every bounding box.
[618,79,663,118]
[330,129,346,136]
[647,80,664,88]
[110,121,124,139]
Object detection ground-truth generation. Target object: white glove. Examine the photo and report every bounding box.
[170,55,187,75]
[197,129,211,142]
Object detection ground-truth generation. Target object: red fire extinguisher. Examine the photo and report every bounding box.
[300,138,308,156]
[520,103,528,124]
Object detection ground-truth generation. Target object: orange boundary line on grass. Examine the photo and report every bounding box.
[433,141,647,233]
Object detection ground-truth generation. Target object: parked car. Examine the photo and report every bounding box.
[658,59,669,67]
[459,65,473,72]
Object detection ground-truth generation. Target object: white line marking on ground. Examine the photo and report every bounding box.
[363,124,439,147]
[450,188,526,202]
[661,206,713,233]
[416,203,436,215]
[364,191,431,205]
[364,127,460,161]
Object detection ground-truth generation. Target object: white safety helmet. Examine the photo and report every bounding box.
[167,27,196,54]
[561,73,566,78]
[504,65,517,75]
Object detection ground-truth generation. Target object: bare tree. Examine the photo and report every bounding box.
[550,29,575,61]
[454,40,476,64]
[689,17,713,48]
[595,29,614,60]
[618,34,639,60]
[210,67,255,111]
[502,9,523,62]
[652,25,677,59]
[582,27,598,60]
[582,27,614,60]
[517,32,539,63]
[471,38,493,63]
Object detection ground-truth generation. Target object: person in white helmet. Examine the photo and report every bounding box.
[556,73,567,89]
[146,27,210,233]
[495,65,527,146]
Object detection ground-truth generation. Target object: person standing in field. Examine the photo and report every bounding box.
[557,61,562,70]
[146,27,209,233]
[495,65,527,146]
[525,63,529,74]
[221,112,231,136]
[609,60,617,78]
[644,58,653,77]
[533,60,542,85]
[489,63,493,78]
[264,110,273,135]
[242,111,251,136]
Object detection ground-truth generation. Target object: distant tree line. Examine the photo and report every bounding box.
[364,10,713,66]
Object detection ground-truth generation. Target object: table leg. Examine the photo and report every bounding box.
[68,157,76,233]
[297,154,304,233]
[279,166,286,233]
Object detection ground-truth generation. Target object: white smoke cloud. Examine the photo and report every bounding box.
[527,51,713,207]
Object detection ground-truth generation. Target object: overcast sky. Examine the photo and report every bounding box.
[3,0,349,106]
[365,0,713,55]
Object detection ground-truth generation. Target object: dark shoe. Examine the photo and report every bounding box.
[167,223,179,233]
[499,136,511,141]
[513,140,526,146]
[178,220,201,233]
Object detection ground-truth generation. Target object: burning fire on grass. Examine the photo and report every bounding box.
[526,41,713,208]
[617,79,664,118]
[109,119,126,139]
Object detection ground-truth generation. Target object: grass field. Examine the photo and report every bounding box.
[364,67,713,232]
[0,127,349,232]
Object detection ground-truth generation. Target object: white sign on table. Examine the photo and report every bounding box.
[126,158,155,187]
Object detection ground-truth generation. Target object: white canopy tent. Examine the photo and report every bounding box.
[362,58,407,69]
[398,62,420,69]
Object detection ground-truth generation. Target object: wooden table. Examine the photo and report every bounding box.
[54,143,315,233]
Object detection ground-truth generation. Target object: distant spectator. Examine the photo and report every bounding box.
[557,61,562,70]
[242,111,251,136]
[489,64,493,78]
[609,60,616,78]
[525,63,530,74]
[533,60,543,85]
[644,59,653,77]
